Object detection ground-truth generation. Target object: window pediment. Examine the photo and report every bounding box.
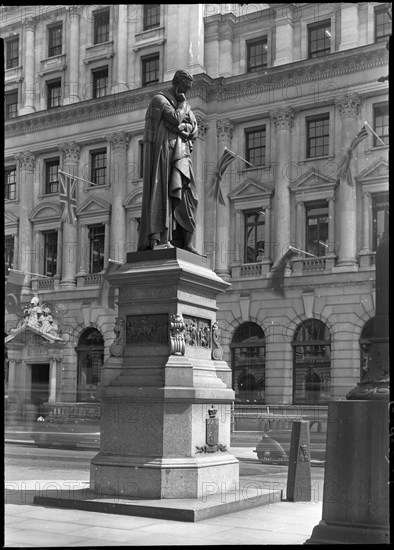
[5,211,19,229]
[291,168,337,200]
[230,179,273,202]
[77,196,111,219]
[356,158,388,188]
[123,189,143,209]
[29,202,62,223]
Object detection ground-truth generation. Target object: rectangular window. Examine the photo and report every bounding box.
[308,20,331,59]
[244,210,265,263]
[5,91,18,120]
[5,167,17,200]
[372,192,389,251]
[94,8,110,44]
[88,224,105,273]
[375,6,391,43]
[245,127,266,166]
[47,79,61,108]
[6,36,19,68]
[373,104,389,146]
[45,159,60,194]
[142,54,159,86]
[143,4,160,30]
[43,230,58,277]
[90,149,107,186]
[138,140,144,179]
[93,67,108,98]
[48,24,62,57]
[5,235,14,272]
[305,202,329,257]
[247,38,268,73]
[306,114,329,158]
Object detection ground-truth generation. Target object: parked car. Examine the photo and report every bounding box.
[30,403,100,449]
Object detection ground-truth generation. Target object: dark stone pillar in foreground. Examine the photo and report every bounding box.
[287,420,311,502]
[305,222,389,544]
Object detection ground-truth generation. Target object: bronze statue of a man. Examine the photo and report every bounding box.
[137,69,199,253]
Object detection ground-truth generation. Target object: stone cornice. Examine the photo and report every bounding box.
[4,44,387,139]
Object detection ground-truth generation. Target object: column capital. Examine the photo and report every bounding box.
[217,119,235,141]
[66,5,81,21]
[335,93,362,119]
[107,131,130,153]
[58,141,81,164]
[270,107,296,130]
[14,151,36,171]
[196,115,209,140]
[24,17,36,32]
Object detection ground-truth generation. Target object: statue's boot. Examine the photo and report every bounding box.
[182,230,200,255]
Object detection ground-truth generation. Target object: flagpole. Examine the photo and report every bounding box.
[364,121,385,146]
[224,147,254,167]
[8,268,51,278]
[58,169,100,187]
[288,245,316,257]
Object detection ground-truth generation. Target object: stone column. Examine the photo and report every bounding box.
[361,192,372,253]
[273,5,294,66]
[296,201,305,251]
[195,115,209,253]
[113,5,128,93]
[335,93,361,268]
[339,3,359,50]
[59,142,80,289]
[218,18,234,77]
[7,359,17,401]
[48,358,57,402]
[234,209,242,263]
[64,6,80,104]
[108,132,129,263]
[20,18,36,115]
[270,107,295,263]
[14,151,36,290]
[264,206,272,262]
[215,119,235,279]
[328,197,335,254]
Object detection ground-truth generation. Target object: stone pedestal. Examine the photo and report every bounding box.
[90,248,239,499]
[305,401,389,544]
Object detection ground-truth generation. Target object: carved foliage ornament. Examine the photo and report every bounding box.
[108,131,130,153]
[270,107,295,131]
[59,141,81,164]
[217,119,235,141]
[14,151,36,172]
[335,93,362,119]
[170,313,186,356]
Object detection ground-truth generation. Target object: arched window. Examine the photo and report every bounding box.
[292,319,331,404]
[76,328,104,402]
[360,318,374,382]
[230,322,266,404]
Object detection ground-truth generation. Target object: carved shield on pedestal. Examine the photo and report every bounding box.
[206,418,219,446]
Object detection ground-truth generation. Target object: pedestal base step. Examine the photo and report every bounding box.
[33,480,282,522]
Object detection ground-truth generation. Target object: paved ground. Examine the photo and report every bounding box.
[4,447,323,547]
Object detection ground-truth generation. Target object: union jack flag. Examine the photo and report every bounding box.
[336,124,369,187]
[209,148,238,206]
[59,170,77,225]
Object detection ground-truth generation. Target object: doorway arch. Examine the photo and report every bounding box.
[76,328,104,402]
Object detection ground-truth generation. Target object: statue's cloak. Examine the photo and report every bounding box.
[137,88,198,250]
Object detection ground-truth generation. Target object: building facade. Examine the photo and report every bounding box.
[3,4,389,420]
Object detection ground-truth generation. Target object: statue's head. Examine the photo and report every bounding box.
[172,69,193,88]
